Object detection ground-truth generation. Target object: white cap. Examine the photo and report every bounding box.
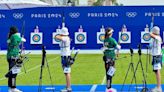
[152,26,160,35]
[60,27,69,35]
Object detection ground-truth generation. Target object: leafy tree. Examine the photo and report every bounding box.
[93,0,103,6]
[93,0,123,6]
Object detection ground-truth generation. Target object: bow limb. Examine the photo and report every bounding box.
[20,21,27,73]
[117,30,123,57]
[20,21,25,55]
[150,15,154,32]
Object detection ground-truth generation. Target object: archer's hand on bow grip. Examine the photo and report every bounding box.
[21,37,26,42]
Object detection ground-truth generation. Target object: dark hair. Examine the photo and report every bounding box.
[105,27,113,39]
[8,26,18,39]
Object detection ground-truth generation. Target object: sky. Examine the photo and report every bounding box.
[118,0,164,5]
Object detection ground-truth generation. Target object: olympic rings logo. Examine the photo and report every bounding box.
[69,12,80,18]
[126,12,137,17]
[13,13,23,19]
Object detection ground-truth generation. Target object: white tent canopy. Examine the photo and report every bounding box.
[118,0,164,5]
[0,0,56,9]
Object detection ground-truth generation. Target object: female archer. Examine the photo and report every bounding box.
[6,26,26,92]
[103,27,121,92]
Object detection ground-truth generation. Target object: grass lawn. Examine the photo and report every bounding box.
[0,54,163,85]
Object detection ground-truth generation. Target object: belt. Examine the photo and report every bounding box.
[153,55,162,57]
[107,48,115,50]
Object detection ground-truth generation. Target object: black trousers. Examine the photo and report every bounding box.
[7,58,17,88]
[103,56,115,89]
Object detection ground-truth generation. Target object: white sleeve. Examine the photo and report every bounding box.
[154,36,162,44]
[61,37,67,42]
[7,39,11,43]
[21,37,26,42]
[116,44,121,50]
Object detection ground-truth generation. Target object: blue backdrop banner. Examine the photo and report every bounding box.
[0,6,164,50]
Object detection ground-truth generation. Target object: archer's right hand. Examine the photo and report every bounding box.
[21,37,26,42]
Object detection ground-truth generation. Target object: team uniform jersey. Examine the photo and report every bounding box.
[59,36,71,56]
[7,33,21,59]
[103,37,118,59]
[151,36,162,56]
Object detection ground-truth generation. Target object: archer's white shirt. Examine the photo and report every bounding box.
[59,36,71,56]
[151,36,162,56]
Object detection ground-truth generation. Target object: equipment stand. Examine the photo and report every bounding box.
[121,48,138,92]
[146,46,151,75]
[129,44,149,92]
[38,45,55,92]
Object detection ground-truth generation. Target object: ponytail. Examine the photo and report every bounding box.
[105,27,114,39]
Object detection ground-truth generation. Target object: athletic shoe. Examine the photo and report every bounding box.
[106,88,117,92]
[60,88,72,92]
[151,87,162,92]
[8,88,22,92]
[67,88,72,92]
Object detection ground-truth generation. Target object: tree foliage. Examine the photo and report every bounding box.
[93,0,123,6]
